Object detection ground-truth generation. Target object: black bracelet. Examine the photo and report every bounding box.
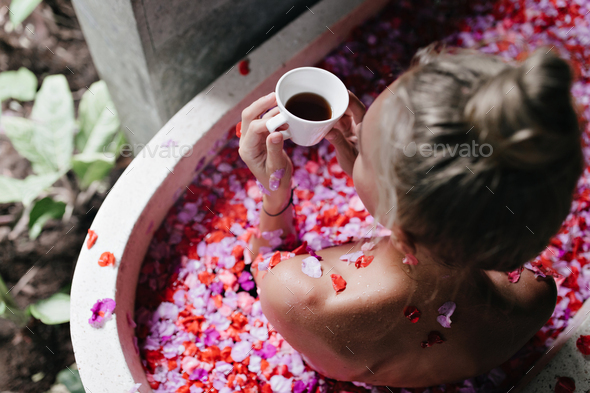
[262,188,294,217]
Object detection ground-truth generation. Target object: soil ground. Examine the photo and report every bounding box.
[0,1,122,391]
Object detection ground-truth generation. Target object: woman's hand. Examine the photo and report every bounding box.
[238,92,293,213]
[325,90,366,177]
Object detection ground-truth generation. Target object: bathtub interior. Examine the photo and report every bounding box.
[117,130,231,389]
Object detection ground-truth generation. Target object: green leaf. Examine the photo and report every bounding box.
[29,293,70,324]
[71,153,115,189]
[0,172,61,206]
[31,75,75,173]
[9,0,42,26]
[76,81,120,153]
[56,367,84,393]
[0,300,6,315]
[2,116,55,174]
[0,176,24,204]
[28,197,66,239]
[0,67,37,102]
[109,131,127,156]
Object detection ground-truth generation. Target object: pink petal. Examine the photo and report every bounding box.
[361,242,375,252]
[128,383,142,393]
[340,251,363,265]
[402,254,419,265]
[126,312,137,328]
[302,256,322,278]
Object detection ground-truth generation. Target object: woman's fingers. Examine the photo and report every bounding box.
[346,90,366,124]
[326,128,358,176]
[265,132,286,176]
[241,92,277,138]
[333,114,353,136]
[261,106,281,120]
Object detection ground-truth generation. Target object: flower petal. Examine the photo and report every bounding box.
[256,180,270,196]
[305,245,323,261]
[340,251,363,265]
[402,254,419,265]
[354,255,373,268]
[438,301,456,317]
[437,315,452,328]
[87,229,98,249]
[89,298,116,328]
[98,251,116,267]
[302,256,322,278]
[421,331,445,348]
[403,306,421,323]
[361,241,375,252]
[576,335,590,356]
[330,274,347,293]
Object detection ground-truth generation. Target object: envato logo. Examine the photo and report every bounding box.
[102,139,194,159]
[402,140,493,158]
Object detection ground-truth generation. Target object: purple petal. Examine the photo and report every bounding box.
[305,245,323,261]
[88,298,116,328]
[272,168,286,180]
[438,301,456,317]
[256,180,270,195]
[437,315,452,328]
[231,340,252,362]
[269,177,280,191]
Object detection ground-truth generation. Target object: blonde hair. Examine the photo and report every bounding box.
[373,45,583,271]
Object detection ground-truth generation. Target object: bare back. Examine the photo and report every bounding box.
[258,238,557,388]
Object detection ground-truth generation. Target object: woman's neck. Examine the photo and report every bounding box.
[378,236,486,289]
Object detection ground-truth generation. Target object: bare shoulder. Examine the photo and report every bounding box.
[256,243,376,361]
[257,242,378,317]
[489,268,557,318]
[481,267,557,351]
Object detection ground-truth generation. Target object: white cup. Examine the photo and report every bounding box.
[266,67,349,146]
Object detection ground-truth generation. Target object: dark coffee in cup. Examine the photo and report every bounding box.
[285,92,332,121]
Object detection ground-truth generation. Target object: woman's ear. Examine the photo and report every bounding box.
[390,225,416,255]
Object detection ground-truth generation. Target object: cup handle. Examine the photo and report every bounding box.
[266,112,291,140]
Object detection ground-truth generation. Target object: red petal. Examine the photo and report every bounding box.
[354,255,374,268]
[421,331,445,348]
[236,122,242,138]
[576,335,590,355]
[330,274,347,293]
[269,251,281,268]
[403,305,421,323]
[428,331,445,345]
[555,376,576,393]
[239,60,250,75]
[291,241,308,255]
[506,266,524,283]
[98,251,115,267]
[87,229,98,249]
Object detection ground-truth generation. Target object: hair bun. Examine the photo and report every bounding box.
[464,49,580,170]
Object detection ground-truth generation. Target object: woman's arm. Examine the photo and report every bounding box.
[250,188,296,258]
[237,92,296,262]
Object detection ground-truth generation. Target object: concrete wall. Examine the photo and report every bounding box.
[72,0,318,144]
